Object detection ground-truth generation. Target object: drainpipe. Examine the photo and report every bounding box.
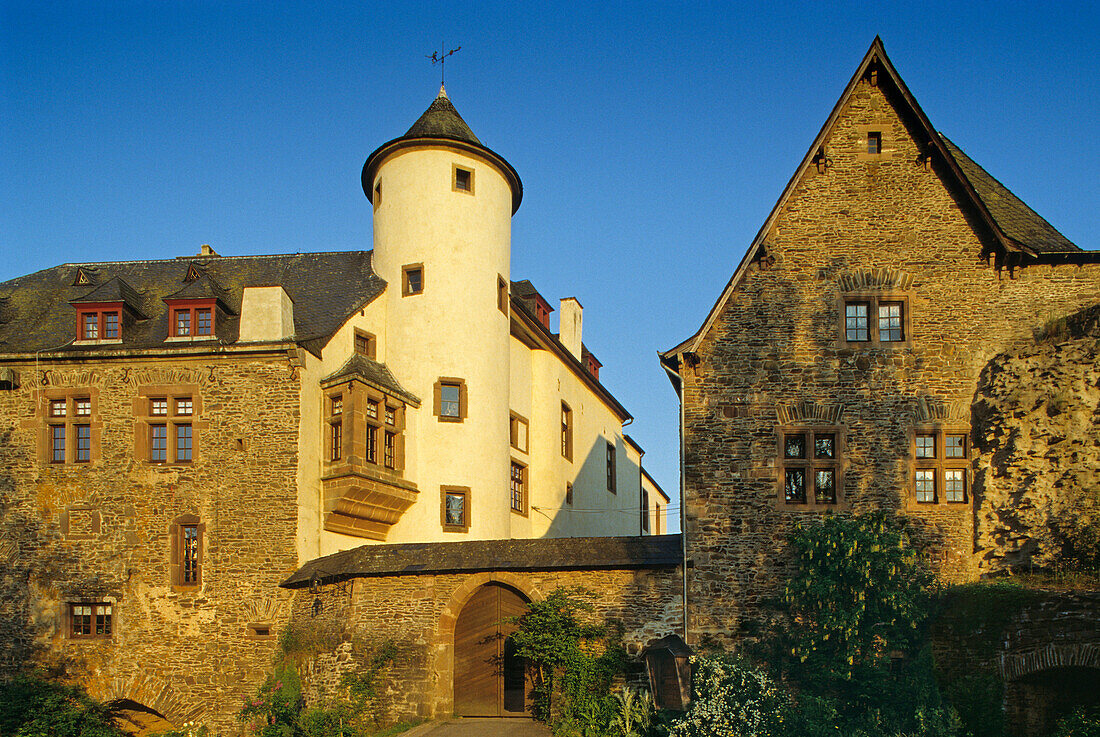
[661,359,689,644]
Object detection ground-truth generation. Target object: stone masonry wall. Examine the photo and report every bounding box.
[288,566,684,722]
[0,354,300,735]
[681,71,1100,645]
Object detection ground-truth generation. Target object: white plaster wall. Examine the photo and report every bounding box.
[370,145,514,543]
[238,286,295,342]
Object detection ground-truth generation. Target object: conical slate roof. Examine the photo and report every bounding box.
[403,86,481,145]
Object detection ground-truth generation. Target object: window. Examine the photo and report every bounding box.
[104,312,120,339]
[434,378,467,422]
[170,515,203,588]
[453,166,473,193]
[510,461,527,514]
[509,412,529,453]
[867,131,882,154]
[641,488,650,533]
[441,486,470,532]
[42,391,98,465]
[247,624,274,639]
[329,395,343,462]
[354,330,377,359]
[384,431,396,469]
[779,428,843,508]
[181,524,199,583]
[402,264,424,296]
[561,403,573,461]
[565,482,574,506]
[70,603,111,638]
[606,441,616,493]
[167,301,216,338]
[839,294,910,348]
[82,313,99,340]
[385,405,396,426]
[75,307,124,343]
[911,428,969,506]
[374,180,382,207]
[137,390,199,464]
[497,276,509,315]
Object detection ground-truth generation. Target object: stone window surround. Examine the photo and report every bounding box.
[509,411,529,454]
[322,381,406,474]
[66,598,115,640]
[441,485,471,532]
[854,123,897,161]
[402,263,425,297]
[133,385,204,465]
[452,163,475,195]
[434,377,468,423]
[168,513,205,591]
[906,424,971,510]
[510,459,528,517]
[775,424,849,511]
[36,387,102,466]
[836,291,912,350]
[246,623,275,640]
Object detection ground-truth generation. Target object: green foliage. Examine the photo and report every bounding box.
[509,588,631,735]
[1056,706,1100,737]
[935,582,1040,661]
[783,511,934,682]
[0,674,127,737]
[609,687,654,737]
[668,654,789,737]
[151,722,209,737]
[941,673,1003,737]
[238,639,397,737]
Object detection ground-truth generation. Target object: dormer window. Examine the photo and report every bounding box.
[75,306,124,343]
[165,299,217,340]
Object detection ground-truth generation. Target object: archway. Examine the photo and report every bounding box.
[453,582,531,717]
[105,699,175,736]
[1006,666,1100,737]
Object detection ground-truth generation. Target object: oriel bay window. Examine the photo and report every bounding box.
[323,383,406,474]
[910,428,970,507]
[778,427,844,509]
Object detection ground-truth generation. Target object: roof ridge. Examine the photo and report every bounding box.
[57,250,373,268]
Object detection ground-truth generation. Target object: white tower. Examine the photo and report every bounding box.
[362,86,523,540]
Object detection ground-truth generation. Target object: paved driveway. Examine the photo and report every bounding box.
[411,718,551,737]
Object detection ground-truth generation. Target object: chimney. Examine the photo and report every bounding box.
[198,244,220,257]
[238,286,295,342]
[559,297,583,361]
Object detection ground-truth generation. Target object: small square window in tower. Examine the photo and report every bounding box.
[453,166,473,193]
[402,264,424,296]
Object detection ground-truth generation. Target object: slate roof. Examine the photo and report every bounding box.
[281,534,682,588]
[0,251,385,357]
[68,276,144,309]
[940,135,1080,254]
[403,87,482,146]
[322,353,421,406]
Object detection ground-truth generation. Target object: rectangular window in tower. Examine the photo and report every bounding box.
[561,403,573,460]
[181,525,199,584]
[510,461,526,514]
[402,264,424,296]
[442,486,470,532]
[453,166,473,193]
[606,442,616,493]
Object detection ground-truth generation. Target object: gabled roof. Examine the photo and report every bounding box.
[163,270,233,307]
[321,353,421,407]
[281,534,682,588]
[0,251,384,357]
[661,37,1086,369]
[69,276,144,313]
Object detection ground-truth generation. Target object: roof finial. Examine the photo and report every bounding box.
[427,42,461,88]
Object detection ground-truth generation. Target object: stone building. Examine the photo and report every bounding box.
[660,37,1100,645]
[0,87,673,731]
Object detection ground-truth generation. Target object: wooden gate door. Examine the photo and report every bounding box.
[454,583,530,717]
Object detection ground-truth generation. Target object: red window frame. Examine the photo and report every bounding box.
[75,302,123,341]
[165,299,216,338]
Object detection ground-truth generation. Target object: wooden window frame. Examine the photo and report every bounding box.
[510,460,528,516]
[452,164,474,195]
[907,426,971,509]
[606,441,617,493]
[565,482,574,506]
[441,485,471,532]
[165,299,217,339]
[402,263,425,297]
[169,514,204,590]
[641,487,650,533]
[74,302,124,344]
[561,402,573,461]
[134,387,202,465]
[776,425,847,511]
[329,392,344,462]
[509,411,529,453]
[69,602,113,639]
[497,275,509,315]
[837,292,912,349]
[39,389,101,466]
[434,377,468,422]
[354,330,377,359]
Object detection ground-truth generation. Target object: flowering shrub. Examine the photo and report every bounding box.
[668,655,788,737]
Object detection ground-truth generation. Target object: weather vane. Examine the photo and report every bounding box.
[427,43,461,86]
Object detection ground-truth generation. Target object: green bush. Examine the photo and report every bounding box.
[1056,706,1100,737]
[667,654,789,737]
[0,674,126,737]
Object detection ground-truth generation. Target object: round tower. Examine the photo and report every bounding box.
[362,86,523,540]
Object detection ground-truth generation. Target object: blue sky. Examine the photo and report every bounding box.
[4,1,1099,528]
